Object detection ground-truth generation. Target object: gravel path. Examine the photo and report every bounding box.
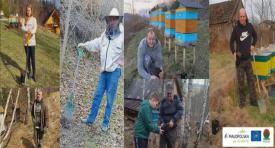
[60,48,124,148]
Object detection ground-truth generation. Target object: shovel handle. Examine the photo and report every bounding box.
[252,55,261,94]
[76,47,85,58]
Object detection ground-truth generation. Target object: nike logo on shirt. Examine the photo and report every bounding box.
[240,31,249,41]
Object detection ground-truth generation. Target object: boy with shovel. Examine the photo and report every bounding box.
[78,8,123,132]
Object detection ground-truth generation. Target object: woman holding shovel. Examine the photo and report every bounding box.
[78,8,123,132]
[19,4,37,82]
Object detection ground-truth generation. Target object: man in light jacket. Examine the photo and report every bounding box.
[78,8,123,132]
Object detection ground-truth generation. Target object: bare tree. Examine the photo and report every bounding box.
[60,0,123,71]
[253,0,274,23]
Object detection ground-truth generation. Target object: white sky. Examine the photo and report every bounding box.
[124,0,171,15]
[210,0,275,22]
[209,0,228,4]
[124,0,274,22]
[193,79,207,85]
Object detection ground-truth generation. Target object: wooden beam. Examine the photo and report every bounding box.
[183,47,186,70]
[193,46,196,65]
[175,45,178,62]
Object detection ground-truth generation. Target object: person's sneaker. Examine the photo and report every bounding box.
[102,126,108,132]
[81,118,93,126]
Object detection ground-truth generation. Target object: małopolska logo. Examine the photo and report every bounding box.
[263,129,270,142]
[224,129,250,144]
[251,131,261,142]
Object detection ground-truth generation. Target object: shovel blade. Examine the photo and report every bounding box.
[64,94,75,121]
[76,47,85,58]
[258,98,267,114]
[64,101,74,121]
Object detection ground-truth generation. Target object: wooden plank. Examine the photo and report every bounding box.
[165,19,175,28]
[164,28,175,38]
[258,99,267,114]
[176,7,198,11]
[175,45,178,62]
[159,15,165,22]
[193,46,196,65]
[150,16,159,21]
[183,47,186,70]
[175,33,198,44]
[169,38,171,52]
[175,20,198,33]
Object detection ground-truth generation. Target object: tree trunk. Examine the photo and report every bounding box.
[61,0,73,71]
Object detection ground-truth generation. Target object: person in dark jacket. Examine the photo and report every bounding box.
[159,84,183,148]
[230,8,258,108]
[134,92,164,148]
[31,89,48,148]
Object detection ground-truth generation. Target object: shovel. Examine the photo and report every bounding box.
[64,47,85,121]
[21,52,28,86]
[252,54,267,113]
[21,41,30,86]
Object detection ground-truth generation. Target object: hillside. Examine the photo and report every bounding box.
[0,21,60,87]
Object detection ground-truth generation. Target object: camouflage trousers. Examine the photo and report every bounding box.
[236,60,257,106]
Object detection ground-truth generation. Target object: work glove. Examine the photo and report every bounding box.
[77,43,86,49]
[76,46,86,58]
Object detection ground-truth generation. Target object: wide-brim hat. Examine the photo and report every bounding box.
[105,8,123,22]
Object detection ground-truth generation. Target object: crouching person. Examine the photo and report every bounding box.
[31,89,48,148]
[134,92,164,148]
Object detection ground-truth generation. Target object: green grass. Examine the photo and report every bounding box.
[0,21,60,87]
[247,99,275,126]
[124,29,146,79]
[211,51,275,126]
[210,51,233,69]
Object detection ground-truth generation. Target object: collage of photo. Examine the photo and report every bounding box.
[0,0,274,148]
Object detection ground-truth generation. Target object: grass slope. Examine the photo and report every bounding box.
[0,21,60,87]
[210,51,275,147]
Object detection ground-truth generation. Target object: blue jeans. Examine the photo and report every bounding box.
[86,68,121,128]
